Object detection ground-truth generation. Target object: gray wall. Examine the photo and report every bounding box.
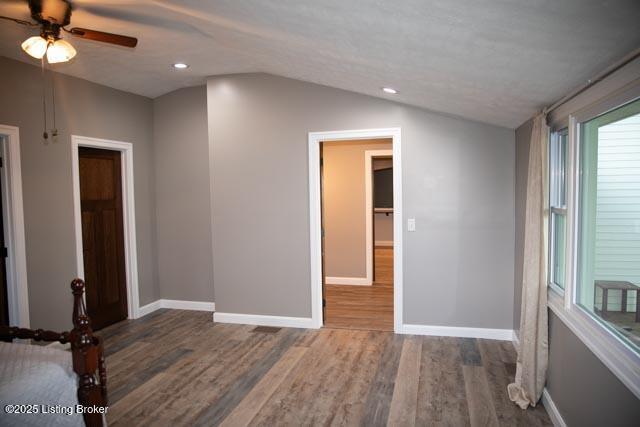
[0,56,158,331]
[547,312,640,425]
[208,73,515,327]
[153,86,214,302]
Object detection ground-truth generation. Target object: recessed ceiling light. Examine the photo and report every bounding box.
[382,87,397,94]
[173,63,189,69]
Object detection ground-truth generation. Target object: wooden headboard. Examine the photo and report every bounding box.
[0,279,107,427]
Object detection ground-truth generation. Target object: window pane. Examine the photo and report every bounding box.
[549,128,568,292]
[552,212,566,289]
[577,98,640,353]
[550,129,568,208]
[558,131,567,206]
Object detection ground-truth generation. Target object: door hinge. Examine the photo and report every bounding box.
[322,298,326,308]
[0,157,3,167]
[1,247,7,258]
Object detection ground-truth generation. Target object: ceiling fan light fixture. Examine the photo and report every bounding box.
[46,39,76,64]
[21,35,48,59]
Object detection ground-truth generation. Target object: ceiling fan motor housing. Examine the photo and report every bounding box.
[29,0,73,39]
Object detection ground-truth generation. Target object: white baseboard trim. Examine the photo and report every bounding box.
[399,324,514,340]
[325,276,371,286]
[374,240,393,247]
[138,300,162,317]
[161,299,215,312]
[541,388,566,427]
[213,312,315,329]
[512,330,520,350]
[137,299,215,317]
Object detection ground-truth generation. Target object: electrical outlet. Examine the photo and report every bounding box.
[407,218,416,232]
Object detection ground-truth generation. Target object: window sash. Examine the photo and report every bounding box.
[574,98,640,351]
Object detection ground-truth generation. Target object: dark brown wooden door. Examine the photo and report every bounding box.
[0,158,9,327]
[79,147,128,330]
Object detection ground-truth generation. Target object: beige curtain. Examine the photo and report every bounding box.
[508,113,549,409]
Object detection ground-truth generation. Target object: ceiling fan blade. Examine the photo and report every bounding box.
[79,5,210,38]
[0,0,35,24]
[68,27,137,48]
[0,15,37,27]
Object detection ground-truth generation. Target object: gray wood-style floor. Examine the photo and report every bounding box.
[98,309,552,426]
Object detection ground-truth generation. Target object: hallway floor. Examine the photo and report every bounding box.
[324,247,394,331]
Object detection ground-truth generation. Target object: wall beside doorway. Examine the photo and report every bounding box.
[208,73,515,329]
[323,139,391,281]
[0,57,158,331]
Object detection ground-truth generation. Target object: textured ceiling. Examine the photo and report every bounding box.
[1,0,639,128]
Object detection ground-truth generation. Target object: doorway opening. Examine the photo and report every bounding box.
[308,128,402,332]
[0,125,29,328]
[71,135,140,329]
[321,140,393,330]
[0,143,10,328]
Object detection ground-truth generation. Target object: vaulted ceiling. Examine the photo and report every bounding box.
[1,0,639,128]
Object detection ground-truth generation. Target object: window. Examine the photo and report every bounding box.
[577,98,640,354]
[549,128,568,291]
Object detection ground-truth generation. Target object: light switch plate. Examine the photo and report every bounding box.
[407,218,416,232]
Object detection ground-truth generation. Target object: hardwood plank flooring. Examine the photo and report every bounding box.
[99,310,552,426]
[324,247,394,331]
[463,365,500,427]
[388,337,422,425]
[218,346,308,427]
[360,334,404,426]
[417,336,471,426]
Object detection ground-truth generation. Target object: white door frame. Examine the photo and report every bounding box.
[0,125,29,327]
[71,135,140,319]
[365,149,393,283]
[308,128,403,331]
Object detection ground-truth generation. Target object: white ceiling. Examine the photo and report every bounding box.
[1,0,639,128]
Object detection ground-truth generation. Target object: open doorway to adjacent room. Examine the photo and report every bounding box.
[320,138,394,331]
[0,125,28,329]
[71,135,141,330]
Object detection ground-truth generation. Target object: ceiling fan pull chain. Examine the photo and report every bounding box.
[41,57,48,142]
[50,68,58,141]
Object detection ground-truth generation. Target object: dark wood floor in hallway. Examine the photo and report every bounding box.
[98,309,551,426]
[324,247,394,331]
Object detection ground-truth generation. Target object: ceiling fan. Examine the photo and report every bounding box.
[0,0,138,64]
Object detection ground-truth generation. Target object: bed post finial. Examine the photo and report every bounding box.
[71,278,89,329]
[70,278,105,427]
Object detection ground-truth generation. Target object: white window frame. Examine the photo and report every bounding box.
[548,128,568,295]
[547,82,640,399]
